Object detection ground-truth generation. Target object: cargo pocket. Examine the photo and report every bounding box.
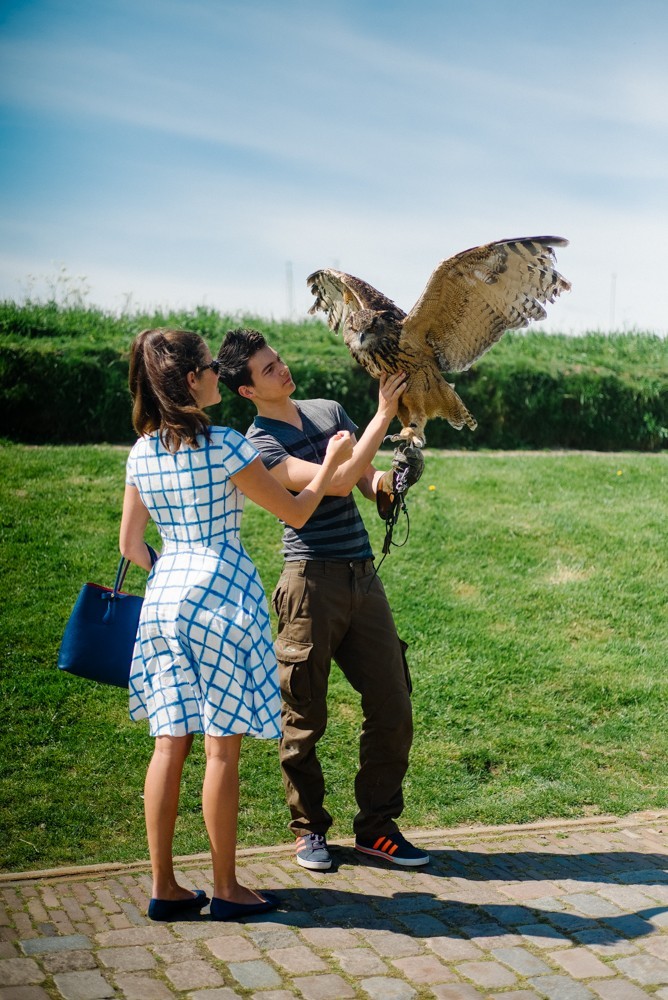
[271,579,284,618]
[274,636,314,707]
[272,571,307,624]
[399,638,412,695]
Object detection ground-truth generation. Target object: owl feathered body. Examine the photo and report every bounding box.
[307,236,571,446]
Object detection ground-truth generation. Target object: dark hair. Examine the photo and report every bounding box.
[216,327,267,394]
[128,328,212,451]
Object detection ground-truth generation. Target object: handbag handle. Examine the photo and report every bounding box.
[112,543,159,598]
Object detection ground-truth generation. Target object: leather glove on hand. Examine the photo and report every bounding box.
[376,443,425,520]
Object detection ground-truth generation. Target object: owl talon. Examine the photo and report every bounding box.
[386,432,425,447]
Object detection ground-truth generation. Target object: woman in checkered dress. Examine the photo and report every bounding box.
[119,328,352,920]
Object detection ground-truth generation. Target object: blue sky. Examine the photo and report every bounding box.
[1,0,667,334]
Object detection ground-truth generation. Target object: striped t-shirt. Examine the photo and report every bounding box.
[247,399,374,561]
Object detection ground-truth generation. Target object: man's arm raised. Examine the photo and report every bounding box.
[267,372,406,496]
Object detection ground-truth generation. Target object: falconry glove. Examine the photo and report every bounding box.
[376,442,425,521]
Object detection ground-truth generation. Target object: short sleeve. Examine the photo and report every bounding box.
[246,427,291,472]
[216,427,259,476]
[125,442,138,486]
[335,402,357,436]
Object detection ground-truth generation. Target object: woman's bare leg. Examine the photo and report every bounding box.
[144,733,196,900]
[203,733,270,903]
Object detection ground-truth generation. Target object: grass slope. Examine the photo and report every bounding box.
[1,443,666,872]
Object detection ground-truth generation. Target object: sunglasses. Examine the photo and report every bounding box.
[199,358,223,376]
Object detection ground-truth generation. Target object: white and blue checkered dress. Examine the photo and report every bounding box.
[125,427,281,739]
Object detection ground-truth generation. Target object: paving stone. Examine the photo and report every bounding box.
[60,898,87,924]
[617,868,668,886]
[489,992,542,1000]
[641,885,668,904]
[95,927,173,948]
[0,960,44,987]
[20,935,92,956]
[291,973,356,999]
[463,926,524,950]
[188,991,240,1000]
[572,928,638,956]
[602,915,657,939]
[268,945,327,973]
[0,944,18,960]
[359,977,416,999]
[549,946,615,979]
[542,911,592,933]
[482,904,531,926]
[163,959,225,990]
[430,985,485,999]
[26,901,48,925]
[527,974,596,999]
[247,993,295,1000]
[169,923,236,941]
[310,904,370,925]
[642,936,668,961]
[226,959,282,990]
[596,885,659,909]
[51,970,115,1000]
[529,897,568,913]
[149,942,200,964]
[299,927,359,950]
[204,934,261,961]
[0,988,52,1000]
[564,894,624,918]
[397,913,449,936]
[392,954,454,983]
[40,950,98,974]
[589,981,653,999]
[365,929,422,957]
[116,904,146,928]
[112,972,176,999]
[455,960,517,987]
[331,947,388,976]
[247,927,300,951]
[491,946,552,975]
[426,937,484,961]
[517,924,573,948]
[97,946,155,971]
[377,893,437,914]
[499,881,563,901]
[613,953,668,985]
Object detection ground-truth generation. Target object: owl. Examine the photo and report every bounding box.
[308,236,570,446]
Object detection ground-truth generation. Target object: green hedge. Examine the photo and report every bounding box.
[1,302,666,449]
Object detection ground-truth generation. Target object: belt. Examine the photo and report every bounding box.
[286,559,375,578]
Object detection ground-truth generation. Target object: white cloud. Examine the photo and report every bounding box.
[1,0,667,335]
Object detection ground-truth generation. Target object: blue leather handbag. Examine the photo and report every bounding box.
[57,546,158,688]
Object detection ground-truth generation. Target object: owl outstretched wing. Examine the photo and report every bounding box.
[401,236,571,373]
[307,268,406,332]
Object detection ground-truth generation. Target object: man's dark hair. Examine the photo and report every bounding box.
[216,327,267,395]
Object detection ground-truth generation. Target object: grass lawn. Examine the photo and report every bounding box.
[1,442,666,873]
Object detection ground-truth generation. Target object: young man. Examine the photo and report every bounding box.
[217,328,428,871]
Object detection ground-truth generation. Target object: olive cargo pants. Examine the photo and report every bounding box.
[271,559,413,840]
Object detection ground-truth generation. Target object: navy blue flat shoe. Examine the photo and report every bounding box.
[210,891,280,921]
[147,889,210,921]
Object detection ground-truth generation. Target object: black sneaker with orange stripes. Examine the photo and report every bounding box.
[354,831,430,867]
